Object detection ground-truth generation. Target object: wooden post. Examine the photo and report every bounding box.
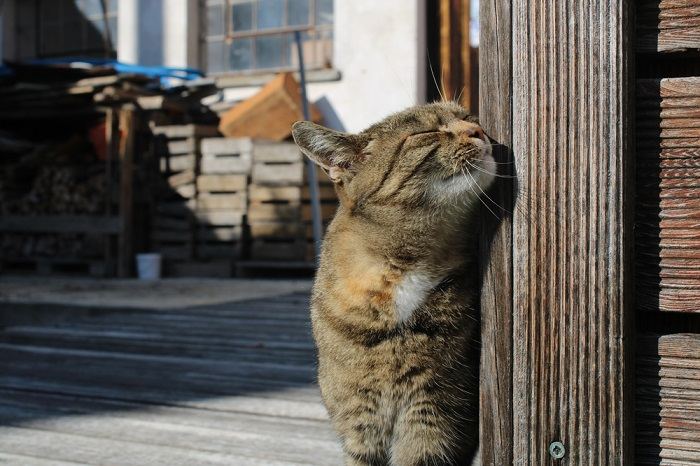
[117,105,136,278]
[104,108,118,276]
[478,0,513,464]
[479,1,635,464]
[439,0,472,109]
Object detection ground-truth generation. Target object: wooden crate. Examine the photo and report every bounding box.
[197,174,247,193]
[248,203,336,223]
[152,124,219,139]
[194,210,245,227]
[197,242,242,259]
[250,238,316,261]
[197,192,247,211]
[249,184,336,202]
[200,138,253,174]
[218,72,322,141]
[167,169,196,188]
[197,225,243,242]
[165,259,234,278]
[159,153,198,173]
[636,77,700,313]
[252,162,329,186]
[636,333,700,464]
[167,137,199,155]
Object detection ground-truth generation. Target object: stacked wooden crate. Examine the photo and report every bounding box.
[193,138,252,269]
[151,124,217,270]
[247,141,335,265]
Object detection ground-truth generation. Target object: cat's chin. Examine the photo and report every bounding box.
[430,151,497,203]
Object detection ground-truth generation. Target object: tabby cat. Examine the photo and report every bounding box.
[292,101,495,466]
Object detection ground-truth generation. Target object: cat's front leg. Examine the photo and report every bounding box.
[335,416,390,466]
[390,399,474,466]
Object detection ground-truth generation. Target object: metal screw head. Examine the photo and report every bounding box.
[549,441,566,460]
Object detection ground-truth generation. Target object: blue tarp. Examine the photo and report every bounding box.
[0,58,204,86]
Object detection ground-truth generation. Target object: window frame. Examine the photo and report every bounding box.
[201,0,333,76]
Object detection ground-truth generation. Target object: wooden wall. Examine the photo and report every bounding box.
[479,1,635,463]
[634,1,700,464]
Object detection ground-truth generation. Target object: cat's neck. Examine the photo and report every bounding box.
[319,205,477,323]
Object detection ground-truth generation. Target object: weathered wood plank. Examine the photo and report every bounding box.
[478,0,514,464]
[0,425,306,466]
[510,1,634,463]
[637,0,700,53]
[637,334,700,464]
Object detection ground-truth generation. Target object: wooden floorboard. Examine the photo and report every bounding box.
[0,289,343,465]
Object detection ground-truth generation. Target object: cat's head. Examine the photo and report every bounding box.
[292,101,495,216]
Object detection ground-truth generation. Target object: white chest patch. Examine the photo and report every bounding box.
[394,271,442,324]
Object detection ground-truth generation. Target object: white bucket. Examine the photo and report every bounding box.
[136,253,162,280]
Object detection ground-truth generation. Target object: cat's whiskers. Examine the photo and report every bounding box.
[460,168,500,220]
[465,158,516,179]
[427,52,446,103]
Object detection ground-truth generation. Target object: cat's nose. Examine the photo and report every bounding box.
[440,120,487,142]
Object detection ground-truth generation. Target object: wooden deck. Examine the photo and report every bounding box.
[0,289,343,465]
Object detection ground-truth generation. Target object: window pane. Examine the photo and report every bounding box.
[318,27,332,67]
[76,0,103,17]
[108,16,118,47]
[256,0,283,29]
[316,0,332,25]
[207,40,225,73]
[287,0,309,26]
[232,2,253,32]
[255,34,285,69]
[207,4,225,36]
[229,38,252,71]
[107,0,118,14]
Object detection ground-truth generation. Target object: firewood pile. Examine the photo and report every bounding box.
[0,61,217,276]
[0,135,109,269]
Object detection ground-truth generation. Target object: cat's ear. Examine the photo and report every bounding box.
[292,121,368,182]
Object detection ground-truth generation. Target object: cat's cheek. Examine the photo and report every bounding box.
[477,152,497,190]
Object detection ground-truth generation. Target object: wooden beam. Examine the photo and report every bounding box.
[478,0,513,463]
[510,0,635,463]
[117,105,136,278]
[479,0,635,463]
[439,0,472,109]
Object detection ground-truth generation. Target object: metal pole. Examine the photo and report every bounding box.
[294,31,323,263]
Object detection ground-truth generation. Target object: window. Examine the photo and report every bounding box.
[38,0,118,58]
[203,0,333,75]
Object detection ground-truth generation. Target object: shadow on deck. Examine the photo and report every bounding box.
[0,287,343,465]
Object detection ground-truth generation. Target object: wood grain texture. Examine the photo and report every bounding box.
[637,334,700,465]
[638,0,700,53]
[511,1,634,464]
[636,78,700,313]
[478,0,514,465]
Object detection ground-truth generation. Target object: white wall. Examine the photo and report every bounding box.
[118,0,196,68]
[221,0,427,132]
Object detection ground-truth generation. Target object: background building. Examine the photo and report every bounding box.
[1,0,437,132]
